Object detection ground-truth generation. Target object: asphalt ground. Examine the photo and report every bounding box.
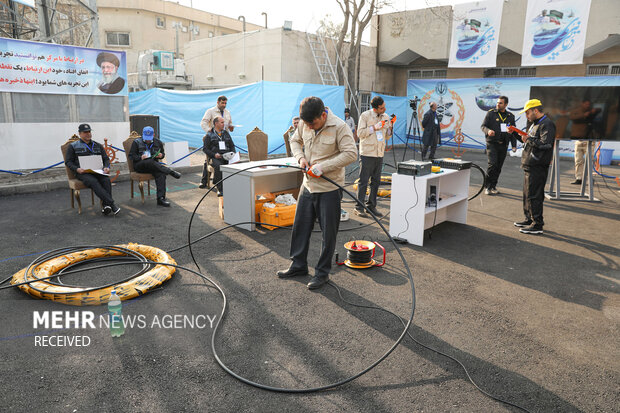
[0,147,618,412]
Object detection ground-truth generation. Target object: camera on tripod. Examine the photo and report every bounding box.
[409,96,420,110]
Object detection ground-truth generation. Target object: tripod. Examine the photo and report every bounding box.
[402,105,421,162]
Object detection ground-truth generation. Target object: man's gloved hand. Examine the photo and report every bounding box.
[306,163,323,178]
[369,120,385,133]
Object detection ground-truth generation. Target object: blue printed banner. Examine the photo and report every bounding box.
[0,38,127,96]
[448,0,503,68]
[521,0,591,66]
[407,76,620,149]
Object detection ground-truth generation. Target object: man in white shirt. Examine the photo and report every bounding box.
[201,95,234,133]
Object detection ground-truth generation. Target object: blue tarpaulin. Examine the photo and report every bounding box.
[129,81,345,153]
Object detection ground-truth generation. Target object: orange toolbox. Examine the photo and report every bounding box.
[259,203,297,230]
[255,187,300,227]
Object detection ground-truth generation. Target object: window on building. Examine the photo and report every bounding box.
[587,64,620,76]
[360,92,371,113]
[483,67,536,78]
[156,17,165,29]
[106,32,130,47]
[408,69,447,79]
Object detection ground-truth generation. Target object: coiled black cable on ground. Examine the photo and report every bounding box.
[2,245,154,294]
[0,163,529,410]
[187,163,417,393]
[185,164,532,410]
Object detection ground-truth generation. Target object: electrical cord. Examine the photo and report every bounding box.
[395,175,419,239]
[327,282,532,413]
[428,200,439,240]
[1,163,532,409]
[186,163,417,392]
[469,162,488,201]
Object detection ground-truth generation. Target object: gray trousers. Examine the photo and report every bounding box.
[357,155,383,210]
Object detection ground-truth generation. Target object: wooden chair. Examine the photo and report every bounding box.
[283,127,294,157]
[246,127,268,161]
[60,135,95,214]
[123,132,154,203]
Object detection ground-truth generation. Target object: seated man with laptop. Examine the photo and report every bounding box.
[64,123,120,215]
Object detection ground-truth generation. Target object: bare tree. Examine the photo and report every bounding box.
[335,0,389,118]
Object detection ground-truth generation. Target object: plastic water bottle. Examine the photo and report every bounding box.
[108,290,125,337]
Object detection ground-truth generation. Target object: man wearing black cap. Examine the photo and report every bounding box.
[96,52,125,94]
[65,124,120,215]
[128,126,182,207]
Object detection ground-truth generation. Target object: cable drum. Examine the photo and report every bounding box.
[343,240,378,265]
[347,249,373,264]
[10,243,176,306]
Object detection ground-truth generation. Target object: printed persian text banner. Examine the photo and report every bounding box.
[0,38,128,96]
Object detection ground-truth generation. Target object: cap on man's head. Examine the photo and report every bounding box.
[520,99,542,113]
[344,108,350,113]
[96,52,120,68]
[78,123,91,132]
[142,126,154,140]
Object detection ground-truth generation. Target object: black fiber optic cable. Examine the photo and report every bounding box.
[186,163,417,393]
[0,163,530,411]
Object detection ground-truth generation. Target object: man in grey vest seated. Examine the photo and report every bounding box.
[64,123,120,215]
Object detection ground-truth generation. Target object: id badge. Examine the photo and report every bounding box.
[376,130,384,142]
[500,123,508,132]
[434,118,438,125]
[218,141,226,150]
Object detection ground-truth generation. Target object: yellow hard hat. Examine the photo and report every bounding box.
[520,99,542,113]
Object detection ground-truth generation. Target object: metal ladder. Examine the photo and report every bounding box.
[306,32,360,115]
[306,32,338,85]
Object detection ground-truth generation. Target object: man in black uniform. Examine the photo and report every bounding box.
[480,95,518,195]
[514,99,556,235]
[128,126,182,207]
[421,102,440,160]
[202,116,236,196]
[65,123,120,215]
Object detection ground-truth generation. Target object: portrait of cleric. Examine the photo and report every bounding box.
[96,52,126,95]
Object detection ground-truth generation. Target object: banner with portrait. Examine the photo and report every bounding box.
[448,0,503,68]
[0,38,127,96]
[521,0,592,66]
